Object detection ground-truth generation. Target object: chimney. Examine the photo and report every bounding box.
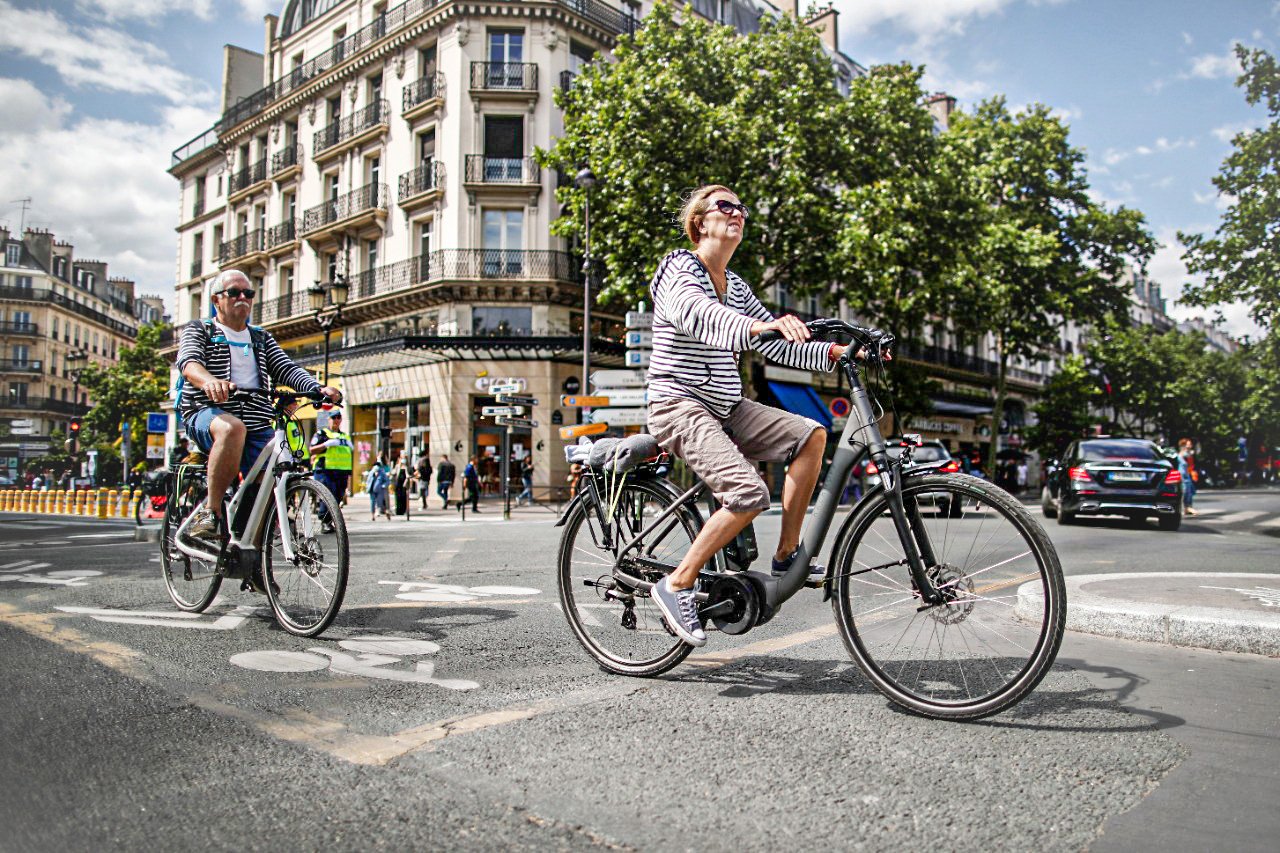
[926,92,958,131]
[807,6,839,52]
[773,0,799,16]
[23,228,53,273]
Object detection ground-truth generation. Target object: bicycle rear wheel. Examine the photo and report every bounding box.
[264,477,349,638]
[557,478,700,676]
[831,472,1065,720]
[160,473,221,612]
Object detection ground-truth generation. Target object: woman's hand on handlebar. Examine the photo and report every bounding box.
[201,378,236,404]
[751,314,810,343]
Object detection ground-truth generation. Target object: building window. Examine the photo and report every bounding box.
[15,275,32,289]
[488,29,524,65]
[365,238,379,272]
[483,115,524,179]
[482,209,523,276]
[417,220,432,258]
[5,244,19,266]
[51,317,58,339]
[54,256,67,280]
[369,72,383,105]
[8,382,28,405]
[283,191,296,221]
[570,40,595,73]
[472,306,531,337]
[418,128,436,163]
[281,266,294,295]
[419,45,437,76]
[12,345,29,366]
[367,154,381,187]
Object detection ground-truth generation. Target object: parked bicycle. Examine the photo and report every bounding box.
[134,468,170,525]
[159,389,349,637]
[556,319,1066,720]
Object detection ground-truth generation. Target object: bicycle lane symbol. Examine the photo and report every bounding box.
[378,581,541,603]
[1,560,101,587]
[230,637,479,691]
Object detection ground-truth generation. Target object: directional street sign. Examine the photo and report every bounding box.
[489,380,526,394]
[593,387,646,407]
[624,330,653,348]
[625,311,654,328]
[495,416,538,429]
[624,350,651,368]
[495,394,538,407]
[482,406,525,417]
[559,422,608,440]
[587,407,648,426]
[590,370,646,389]
[561,395,611,408]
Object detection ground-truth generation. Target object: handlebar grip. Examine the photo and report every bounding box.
[757,329,785,343]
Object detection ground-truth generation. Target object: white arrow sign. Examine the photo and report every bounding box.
[588,407,649,426]
[590,370,646,389]
[489,380,526,394]
[591,387,647,407]
[482,406,525,417]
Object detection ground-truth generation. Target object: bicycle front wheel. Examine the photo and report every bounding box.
[557,478,701,677]
[831,473,1065,720]
[160,475,221,612]
[264,478,349,638]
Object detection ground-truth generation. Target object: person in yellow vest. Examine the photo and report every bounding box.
[309,411,352,529]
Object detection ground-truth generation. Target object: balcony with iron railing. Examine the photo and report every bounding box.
[0,321,39,336]
[265,219,299,252]
[189,259,204,281]
[402,71,445,117]
[209,0,634,140]
[171,124,220,169]
[398,160,444,209]
[219,229,265,266]
[228,158,268,198]
[191,195,206,219]
[0,359,42,373]
[313,100,389,160]
[0,396,80,416]
[0,287,135,336]
[257,290,314,325]
[271,145,302,181]
[301,183,388,236]
[470,62,538,100]
[464,156,540,186]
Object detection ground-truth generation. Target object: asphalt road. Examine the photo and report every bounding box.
[0,488,1277,851]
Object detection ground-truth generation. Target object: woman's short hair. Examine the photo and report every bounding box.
[679,184,734,245]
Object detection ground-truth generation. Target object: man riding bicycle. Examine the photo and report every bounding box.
[176,269,341,542]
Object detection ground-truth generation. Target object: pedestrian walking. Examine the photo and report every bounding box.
[415,452,432,510]
[436,455,455,509]
[461,456,481,512]
[516,455,534,506]
[1235,436,1249,486]
[392,453,411,518]
[365,453,391,520]
[1178,438,1199,516]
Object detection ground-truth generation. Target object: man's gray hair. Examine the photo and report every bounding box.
[212,268,250,295]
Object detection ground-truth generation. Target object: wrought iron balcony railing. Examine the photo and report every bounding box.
[0,321,39,336]
[0,359,42,372]
[0,396,80,415]
[314,99,389,155]
[301,183,387,233]
[192,195,206,218]
[265,219,299,250]
[464,156,540,184]
[228,158,267,195]
[470,62,537,91]
[0,287,135,336]
[398,160,444,200]
[558,70,577,92]
[257,290,313,325]
[271,145,301,175]
[219,229,265,264]
[402,72,444,111]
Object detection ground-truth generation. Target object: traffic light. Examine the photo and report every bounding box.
[65,418,81,455]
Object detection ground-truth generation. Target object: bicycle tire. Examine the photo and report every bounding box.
[557,478,700,677]
[830,472,1065,720]
[264,478,349,638]
[160,475,221,612]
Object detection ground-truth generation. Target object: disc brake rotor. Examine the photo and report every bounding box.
[925,563,976,624]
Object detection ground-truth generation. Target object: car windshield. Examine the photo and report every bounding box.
[1079,440,1160,462]
[887,446,949,463]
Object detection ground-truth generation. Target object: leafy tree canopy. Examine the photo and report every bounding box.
[1023,355,1099,459]
[76,323,171,449]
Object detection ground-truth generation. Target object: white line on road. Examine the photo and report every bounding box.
[1206,511,1269,525]
[67,532,134,539]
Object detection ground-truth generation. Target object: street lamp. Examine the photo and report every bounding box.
[575,166,596,394]
[66,349,88,419]
[309,275,349,385]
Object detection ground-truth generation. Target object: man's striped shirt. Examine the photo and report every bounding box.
[176,320,321,431]
[647,249,833,418]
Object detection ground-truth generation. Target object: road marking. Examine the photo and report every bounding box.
[1200,585,1280,607]
[0,560,33,570]
[1209,511,1269,525]
[56,603,257,630]
[377,580,540,603]
[67,532,133,539]
[231,636,478,691]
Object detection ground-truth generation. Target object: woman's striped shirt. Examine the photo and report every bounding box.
[647,249,833,418]
[176,319,322,431]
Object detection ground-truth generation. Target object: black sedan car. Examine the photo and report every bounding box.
[1041,438,1183,530]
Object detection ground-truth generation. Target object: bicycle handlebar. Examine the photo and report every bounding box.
[227,388,338,405]
[757,318,895,362]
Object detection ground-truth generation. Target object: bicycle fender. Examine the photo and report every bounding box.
[553,493,585,527]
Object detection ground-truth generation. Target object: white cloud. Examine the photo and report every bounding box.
[0,1,213,104]
[1149,227,1264,338]
[0,77,214,303]
[1103,137,1194,166]
[1211,121,1253,143]
[832,0,1014,41]
[1181,31,1194,47]
[1185,44,1244,79]
[76,0,213,22]
[0,78,72,136]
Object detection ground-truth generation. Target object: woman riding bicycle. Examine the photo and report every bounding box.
[645,185,869,647]
[176,269,341,543]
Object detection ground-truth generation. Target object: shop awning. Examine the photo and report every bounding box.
[930,400,993,417]
[767,381,832,430]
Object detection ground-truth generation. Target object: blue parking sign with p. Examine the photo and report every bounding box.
[146,412,168,434]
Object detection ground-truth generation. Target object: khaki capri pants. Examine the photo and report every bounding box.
[647,397,826,513]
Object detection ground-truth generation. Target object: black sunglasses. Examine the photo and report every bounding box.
[709,199,749,219]
[218,287,256,299]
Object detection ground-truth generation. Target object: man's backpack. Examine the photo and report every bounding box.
[172,319,270,404]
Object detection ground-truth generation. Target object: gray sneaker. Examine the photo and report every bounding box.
[771,548,825,582]
[185,507,222,543]
[650,577,707,647]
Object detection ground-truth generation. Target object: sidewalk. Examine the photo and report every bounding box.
[1020,572,1280,657]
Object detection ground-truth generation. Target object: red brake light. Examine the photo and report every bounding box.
[1164,469,1182,484]
[1068,467,1092,482]
[865,461,879,475]
[940,460,961,473]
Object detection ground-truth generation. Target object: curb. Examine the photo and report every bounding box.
[1018,572,1280,657]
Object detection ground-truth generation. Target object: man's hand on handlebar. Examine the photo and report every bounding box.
[751,314,810,343]
[319,385,342,405]
[201,378,236,404]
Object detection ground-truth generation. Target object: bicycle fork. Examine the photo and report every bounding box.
[879,468,943,607]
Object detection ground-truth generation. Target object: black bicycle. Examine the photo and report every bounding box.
[555,319,1066,720]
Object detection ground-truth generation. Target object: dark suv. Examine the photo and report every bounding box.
[1041,438,1183,530]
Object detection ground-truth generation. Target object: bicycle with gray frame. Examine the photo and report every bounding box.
[556,319,1066,720]
[160,389,349,638]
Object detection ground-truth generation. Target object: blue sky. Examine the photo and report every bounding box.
[0,0,1273,337]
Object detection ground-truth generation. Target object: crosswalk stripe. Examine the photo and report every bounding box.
[0,560,32,571]
[1209,510,1269,524]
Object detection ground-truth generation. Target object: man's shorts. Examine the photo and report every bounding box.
[184,407,276,476]
[647,397,825,512]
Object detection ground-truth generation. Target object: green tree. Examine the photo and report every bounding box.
[1179,45,1280,333]
[1023,356,1099,459]
[943,99,1155,473]
[76,323,171,453]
